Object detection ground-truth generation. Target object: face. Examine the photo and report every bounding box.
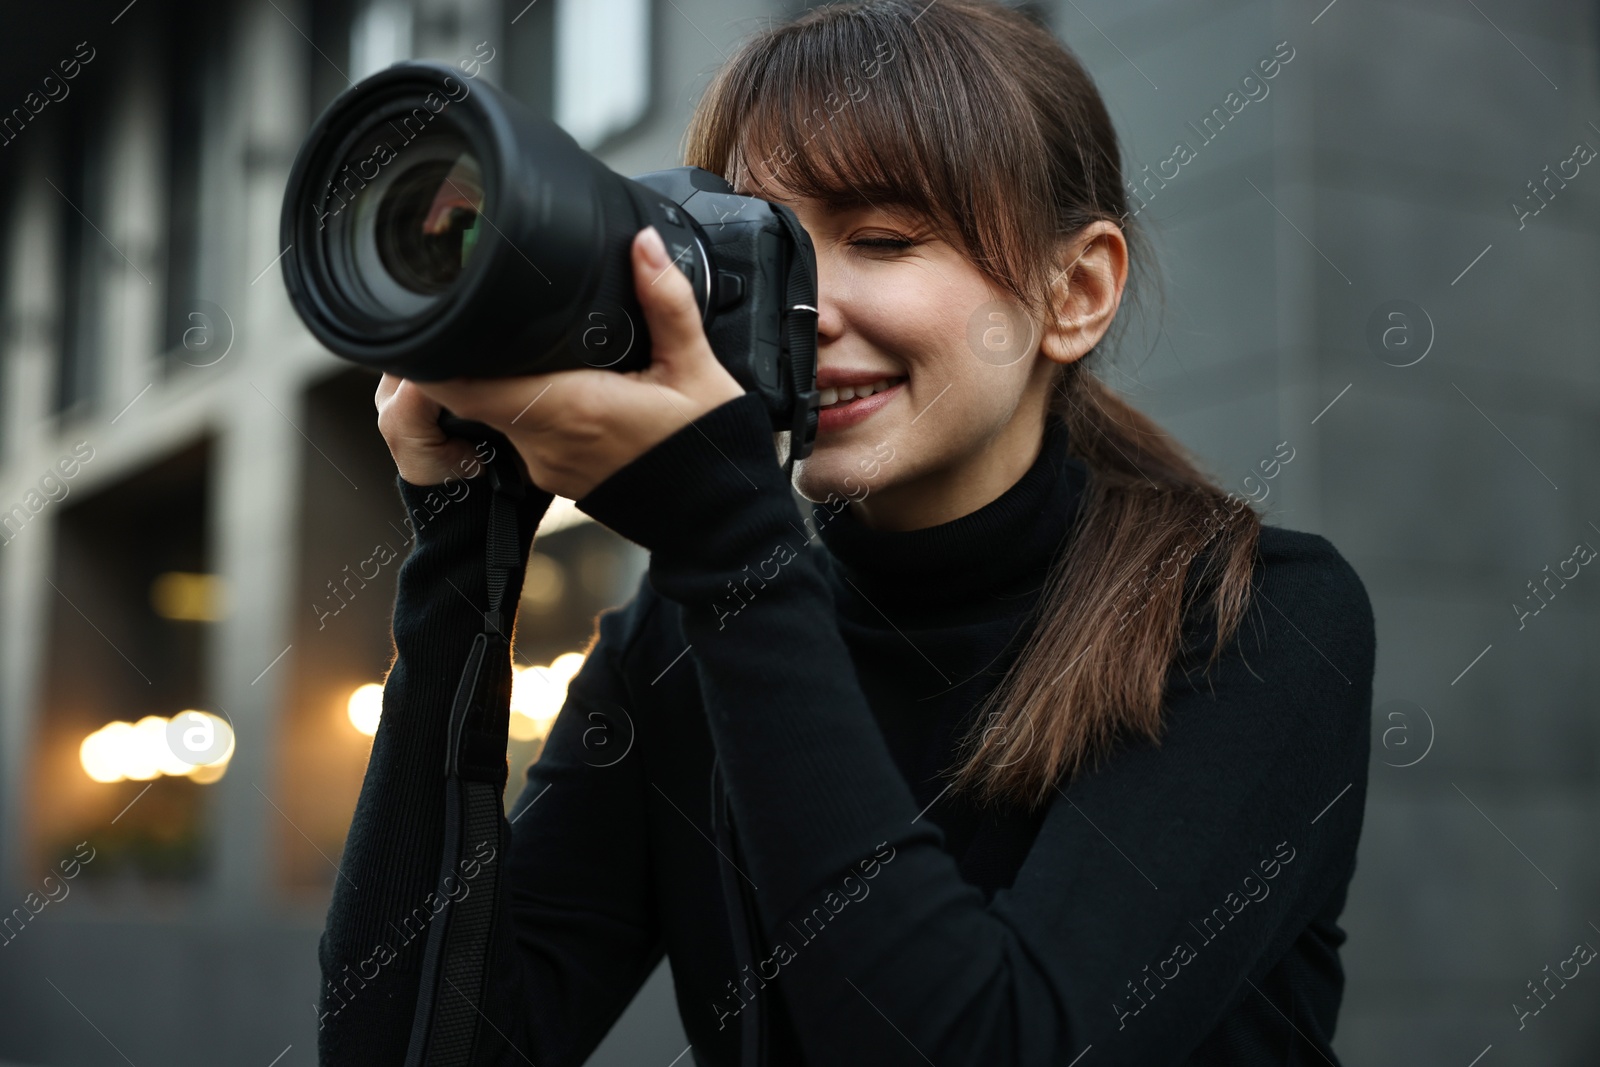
[734,169,1111,532]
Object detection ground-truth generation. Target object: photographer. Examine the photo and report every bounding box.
[314,2,1374,1065]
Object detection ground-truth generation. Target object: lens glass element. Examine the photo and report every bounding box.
[375,154,484,294]
[320,122,487,320]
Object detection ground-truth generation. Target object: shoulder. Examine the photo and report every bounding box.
[1254,523,1367,596]
[1175,522,1375,733]
[1250,523,1375,669]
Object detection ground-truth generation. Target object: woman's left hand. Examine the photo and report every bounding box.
[406,226,746,500]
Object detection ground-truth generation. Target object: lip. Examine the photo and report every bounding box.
[816,378,905,435]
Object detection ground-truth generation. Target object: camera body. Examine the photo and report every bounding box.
[278,60,819,460]
[629,166,819,449]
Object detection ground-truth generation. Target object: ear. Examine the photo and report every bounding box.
[1039,221,1129,366]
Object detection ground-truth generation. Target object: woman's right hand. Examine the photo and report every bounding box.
[375,372,486,486]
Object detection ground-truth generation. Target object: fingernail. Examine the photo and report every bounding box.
[640,226,669,269]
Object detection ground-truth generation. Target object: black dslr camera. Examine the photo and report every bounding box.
[278,60,820,462]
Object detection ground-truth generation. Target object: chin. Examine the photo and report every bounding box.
[790,463,839,505]
[792,434,901,505]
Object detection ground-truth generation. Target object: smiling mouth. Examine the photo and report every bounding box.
[818,376,906,410]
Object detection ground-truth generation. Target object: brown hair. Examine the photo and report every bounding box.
[683,0,1263,811]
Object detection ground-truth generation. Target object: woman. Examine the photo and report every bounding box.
[319,2,1375,1064]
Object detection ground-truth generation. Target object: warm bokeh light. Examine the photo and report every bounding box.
[346,682,385,736]
[78,711,235,784]
[341,653,584,744]
[80,722,134,783]
[149,571,230,622]
[520,553,567,611]
[509,652,585,742]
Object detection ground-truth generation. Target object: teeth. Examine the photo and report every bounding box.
[819,377,900,409]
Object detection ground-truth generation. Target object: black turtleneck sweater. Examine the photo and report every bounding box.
[315,391,1375,1067]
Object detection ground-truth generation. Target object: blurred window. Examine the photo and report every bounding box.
[35,438,217,890]
[555,0,651,149]
[351,0,415,81]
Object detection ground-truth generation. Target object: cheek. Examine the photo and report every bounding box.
[872,289,1034,412]
[800,259,1039,501]
[901,335,1036,451]
[908,377,1020,465]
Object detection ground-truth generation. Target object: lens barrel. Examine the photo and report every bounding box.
[280,61,711,380]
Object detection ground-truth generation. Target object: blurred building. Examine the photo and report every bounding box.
[0,1,1596,1065]
[0,1,672,1063]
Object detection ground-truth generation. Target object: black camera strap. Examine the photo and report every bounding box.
[404,446,525,1067]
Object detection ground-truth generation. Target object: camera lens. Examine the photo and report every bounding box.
[374,152,484,295]
[320,124,487,321]
[283,62,711,379]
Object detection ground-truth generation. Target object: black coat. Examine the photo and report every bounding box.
[315,392,1375,1066]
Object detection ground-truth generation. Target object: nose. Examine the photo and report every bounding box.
[810,242,844,347]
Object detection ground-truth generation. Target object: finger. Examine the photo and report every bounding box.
[377,381,481,484]
[392,379,445,427]
[402,376,457,411]
[375,372,401,408]
[411,371,593,430]
[633,227,711,370]
[405,377,502,424]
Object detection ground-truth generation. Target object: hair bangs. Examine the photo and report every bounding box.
[684,2,1050,305]
[737,30,936,214]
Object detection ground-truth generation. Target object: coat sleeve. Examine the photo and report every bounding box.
[574,391,1376,1066]
[316,466,664,1067]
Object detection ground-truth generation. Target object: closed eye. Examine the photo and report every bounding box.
[851,236,915,251]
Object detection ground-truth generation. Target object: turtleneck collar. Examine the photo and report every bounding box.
[815,414,1086,618]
